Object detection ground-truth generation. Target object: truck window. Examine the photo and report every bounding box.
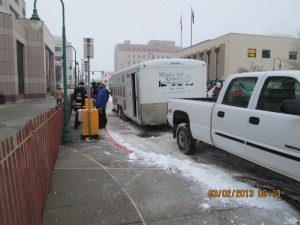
[222,77,257,108]
[256,76,299,112]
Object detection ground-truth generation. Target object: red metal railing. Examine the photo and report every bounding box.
[0,104,63,225]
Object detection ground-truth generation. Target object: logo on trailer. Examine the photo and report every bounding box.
[158,71,194,87]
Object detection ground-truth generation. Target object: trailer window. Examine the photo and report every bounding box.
[222,77,257,108]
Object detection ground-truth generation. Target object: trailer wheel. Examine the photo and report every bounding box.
[176,123,196,155]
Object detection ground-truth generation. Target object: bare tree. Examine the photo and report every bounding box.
[284,29,300,70]
[237,63,264,73]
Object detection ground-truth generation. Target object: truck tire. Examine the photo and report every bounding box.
[176,123,196,155]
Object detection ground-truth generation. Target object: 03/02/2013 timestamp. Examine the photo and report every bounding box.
[207,189,281,198]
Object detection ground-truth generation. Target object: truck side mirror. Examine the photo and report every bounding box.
[280,100,300,116]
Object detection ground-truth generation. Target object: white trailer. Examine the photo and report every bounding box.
[110,58,207,125]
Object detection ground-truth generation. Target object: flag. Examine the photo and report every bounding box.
[180,14,182,30]
[191,8,195,24]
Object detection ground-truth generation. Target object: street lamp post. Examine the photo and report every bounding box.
[66,45,77,85]
[82,59,88,84]
[31,0,72,144]
[69,60,79,86]
[273,57,282,71]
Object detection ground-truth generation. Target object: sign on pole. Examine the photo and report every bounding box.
[83,38,94,59]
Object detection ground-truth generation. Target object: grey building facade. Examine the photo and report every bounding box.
[114,40,179,72]
[53,35,74,89]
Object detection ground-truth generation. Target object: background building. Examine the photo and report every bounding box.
[0,0,26,18]
[114,40,179,72]
[0,0,76,103]
[54,36,74,89]
[0,1,56,102]
[174,33,299,81]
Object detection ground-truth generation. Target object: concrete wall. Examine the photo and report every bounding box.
[0,12,55,103]
[174,33,298,80]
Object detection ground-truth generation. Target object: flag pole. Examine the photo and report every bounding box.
[191,7,193,46]
[180,14,182,50]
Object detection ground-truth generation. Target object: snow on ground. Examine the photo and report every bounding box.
[105,100,299,222]
[107,128,300,221]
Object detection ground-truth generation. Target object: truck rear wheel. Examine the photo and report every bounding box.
[176,123,196,155]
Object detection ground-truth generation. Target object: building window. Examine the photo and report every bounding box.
[17,41,25,94]
[22,8,26,17]
[45,47,51,92]
[215,47,220,80]
[262,50,270,58]
[199,52,204,60]
[55,47,61,51]
[207,50,211,80]
[55,56,62,61]
[248,49,256,58]
[56,66,62,83]
[289,51,297,60]
[9,5,19,18]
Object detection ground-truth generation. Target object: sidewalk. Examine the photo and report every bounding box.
[0,97,56,143]
[42,124,145,225]
[43,116,213,225]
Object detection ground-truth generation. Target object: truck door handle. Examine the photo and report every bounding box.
[249,117,260,125]
[217,111,225,118]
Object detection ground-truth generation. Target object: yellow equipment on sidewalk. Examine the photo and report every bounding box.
[85,99,94,109]
[80,99,99,139]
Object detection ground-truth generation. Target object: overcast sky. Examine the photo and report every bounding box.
[25,0,300,73]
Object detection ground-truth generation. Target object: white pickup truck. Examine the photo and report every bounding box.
[167,71,300,181]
